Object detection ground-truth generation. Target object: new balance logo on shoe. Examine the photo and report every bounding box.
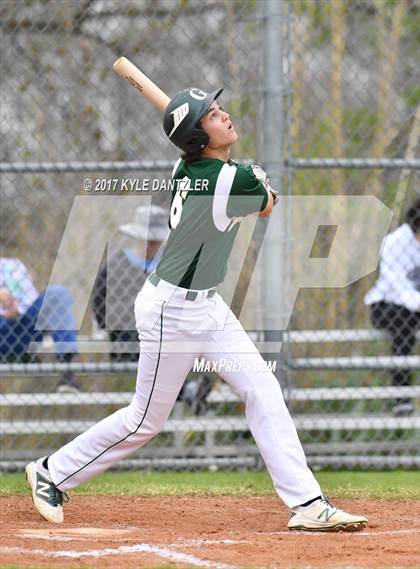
[317,506,336,522]
[36,476,53,501]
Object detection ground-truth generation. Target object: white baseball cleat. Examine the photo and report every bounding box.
[288,498,368,532]
[26,458,66,523]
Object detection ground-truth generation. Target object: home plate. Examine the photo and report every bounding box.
[19,528,135,539]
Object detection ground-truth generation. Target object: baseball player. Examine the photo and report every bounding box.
[26,87,368,532]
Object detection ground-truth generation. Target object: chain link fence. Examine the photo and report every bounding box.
[283,0,419,468]
[1,0,419,470]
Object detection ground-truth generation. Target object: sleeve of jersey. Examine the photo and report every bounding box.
[226,165,268,218]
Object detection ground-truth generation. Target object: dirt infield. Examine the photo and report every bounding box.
[0,496,419,568]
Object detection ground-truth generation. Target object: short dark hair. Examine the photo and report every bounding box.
[405,197,420,233]
[181,151,203,163]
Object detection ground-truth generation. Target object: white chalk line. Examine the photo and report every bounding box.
[260,528,420,537]
[0,543,239,569]
[4,529,417,568]
[349,529,420,537]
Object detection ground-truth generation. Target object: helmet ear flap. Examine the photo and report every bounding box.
[183,128,209,154]
[195,127,210,150]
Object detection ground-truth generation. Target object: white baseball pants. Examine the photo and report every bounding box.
[48,277,321,508]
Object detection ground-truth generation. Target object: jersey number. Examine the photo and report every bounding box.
[170,177,190,229]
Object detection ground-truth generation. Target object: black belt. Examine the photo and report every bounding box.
[148,272,215,301]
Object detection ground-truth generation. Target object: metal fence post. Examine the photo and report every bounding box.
[261,0,285,377]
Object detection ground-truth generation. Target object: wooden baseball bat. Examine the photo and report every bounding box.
[113,57,171,112]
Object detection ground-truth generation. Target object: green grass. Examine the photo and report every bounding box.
[1,469,419,500]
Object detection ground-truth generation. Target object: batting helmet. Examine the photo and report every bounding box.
[163,87,223,154]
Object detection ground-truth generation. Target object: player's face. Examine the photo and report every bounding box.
[200,102,238,149]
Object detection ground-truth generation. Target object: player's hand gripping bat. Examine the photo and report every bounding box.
[113,57,170,112]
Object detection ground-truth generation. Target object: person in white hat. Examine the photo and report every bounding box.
[92,205,169,361]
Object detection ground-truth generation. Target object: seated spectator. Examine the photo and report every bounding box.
[92,204,216,413]
[92,205,169,362]
[0,258,79,392]
[364,198,419,416]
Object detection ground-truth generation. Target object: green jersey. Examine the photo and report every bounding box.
[156,157,268,289]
